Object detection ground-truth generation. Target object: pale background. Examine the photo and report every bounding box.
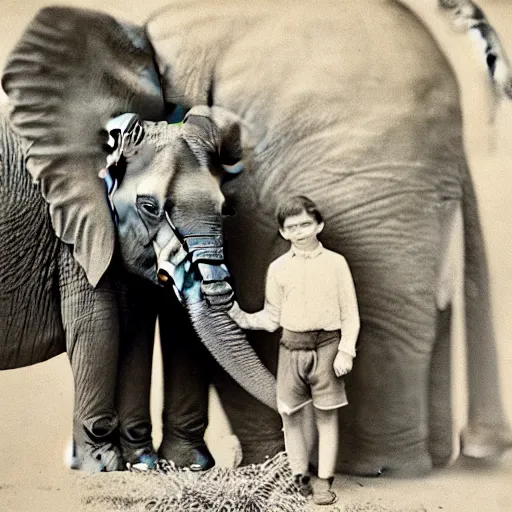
[0,1,511,511]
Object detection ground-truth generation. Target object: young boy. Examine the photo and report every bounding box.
[228,195,360,506]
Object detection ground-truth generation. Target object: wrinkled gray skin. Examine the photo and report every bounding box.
[141,0,512,475]
[0,57,277,476]
[2,0,512,476]
[0,110,123,471]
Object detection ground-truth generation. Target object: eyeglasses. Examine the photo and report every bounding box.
[282,221,315,232]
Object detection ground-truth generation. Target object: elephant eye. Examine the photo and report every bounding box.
[137,196,161,219]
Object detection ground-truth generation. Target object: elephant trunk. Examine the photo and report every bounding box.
[185,292,277,412]
[156,228,276,409]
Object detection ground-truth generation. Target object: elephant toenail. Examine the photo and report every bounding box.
[131,462,150,471]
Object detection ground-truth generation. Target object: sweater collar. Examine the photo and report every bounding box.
[289,242,324,259]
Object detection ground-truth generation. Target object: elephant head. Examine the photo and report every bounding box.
[1,6,276,411]
[102,106,239,303]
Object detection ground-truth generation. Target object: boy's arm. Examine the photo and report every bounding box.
[336,257,360,358]
[228,265,281,332]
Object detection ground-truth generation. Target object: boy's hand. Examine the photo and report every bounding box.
[333,351,353,377]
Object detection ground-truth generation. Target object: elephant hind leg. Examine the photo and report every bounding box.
[459,168,512,459]
[428,187,512,467]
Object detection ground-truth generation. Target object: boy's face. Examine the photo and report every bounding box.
[279,210,324,250]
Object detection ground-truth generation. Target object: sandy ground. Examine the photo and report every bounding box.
[1,351,511,512]
[77,456,512,512]
[1,1,512,511]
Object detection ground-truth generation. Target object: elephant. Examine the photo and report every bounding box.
[0,29,278,473]
[2,0,512,477]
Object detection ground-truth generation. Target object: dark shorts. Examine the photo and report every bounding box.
[276,329,348,415]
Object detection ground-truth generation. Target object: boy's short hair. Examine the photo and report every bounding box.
[275,195,323,228]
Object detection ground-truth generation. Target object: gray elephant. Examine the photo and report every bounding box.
[0,18,277,471]
[2,0,512,477]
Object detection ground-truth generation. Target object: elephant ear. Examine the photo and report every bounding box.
[1,6,165,286]
[181,105,243,170]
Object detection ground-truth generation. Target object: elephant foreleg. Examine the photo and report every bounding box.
[336,183,454,478]
[429,200,463,467]
[158,290,214,470]
[429,305,455,467]
[115,272,159,468]
[59,246,122,472]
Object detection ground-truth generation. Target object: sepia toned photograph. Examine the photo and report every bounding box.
[1,0,511,510]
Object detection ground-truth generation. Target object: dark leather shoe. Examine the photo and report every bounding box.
[312,476,337,506]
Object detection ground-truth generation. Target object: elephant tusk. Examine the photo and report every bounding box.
[154,238,188,285]
[157,260,173,283]
[157,270,169,283]
[155,260,186,304]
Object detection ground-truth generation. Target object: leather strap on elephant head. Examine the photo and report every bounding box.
[181,233,233,306]
[105,114,146,168]
[99,113,146,222]
[162,212,233,308]
[1,6,166,287]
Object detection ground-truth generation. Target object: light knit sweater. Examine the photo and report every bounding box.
[228,243,360,357]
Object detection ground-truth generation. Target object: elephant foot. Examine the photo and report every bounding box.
[124,447,158,470]
[461,425,512,459]
[158,439,215,471]
[338,451,432,478]
[120,421,157,470]
[238,435,285,466]
[71,415,124,472]
[337,459,385,477]
[69,440,123,472]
